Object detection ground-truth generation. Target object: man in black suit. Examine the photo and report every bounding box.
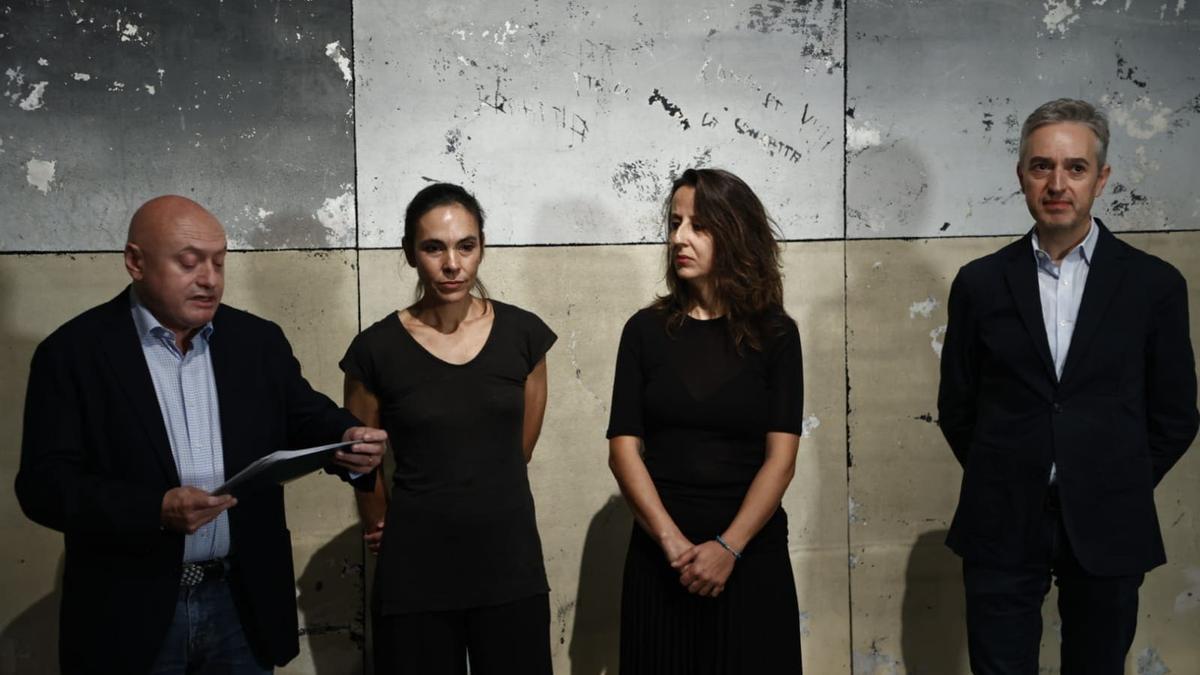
[938,99,1198,674]
[15,195,387,674]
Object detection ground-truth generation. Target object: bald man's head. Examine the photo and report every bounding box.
[124,195,227,345]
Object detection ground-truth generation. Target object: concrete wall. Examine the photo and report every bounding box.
[2,1,1198,674]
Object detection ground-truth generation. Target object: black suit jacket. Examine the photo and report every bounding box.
[938,222,1198,576]
[15,289,367,673]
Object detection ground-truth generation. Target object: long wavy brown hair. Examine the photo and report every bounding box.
[651,168,788,351]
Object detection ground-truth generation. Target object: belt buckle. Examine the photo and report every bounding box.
[180,559,223,587]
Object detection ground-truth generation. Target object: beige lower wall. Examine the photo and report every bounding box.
[1,234,1196,674]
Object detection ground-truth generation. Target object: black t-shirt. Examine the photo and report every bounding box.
[606,308,804,545]
[340,300,556,613]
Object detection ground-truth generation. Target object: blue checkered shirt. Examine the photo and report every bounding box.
[130,289,229,562]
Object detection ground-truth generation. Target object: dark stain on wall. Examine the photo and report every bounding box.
[1,0,355,251]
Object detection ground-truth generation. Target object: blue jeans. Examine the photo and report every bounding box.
[149,577,272,675]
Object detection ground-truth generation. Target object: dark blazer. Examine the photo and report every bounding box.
[15,289,365,674]
[938,221,1198,576]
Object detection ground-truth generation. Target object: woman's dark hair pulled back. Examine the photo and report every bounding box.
[402,182,489,302]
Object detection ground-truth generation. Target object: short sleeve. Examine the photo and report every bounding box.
[766,320,804,434]
[606,314,646,439]
[339,330,376,393]
[521,309,557,374]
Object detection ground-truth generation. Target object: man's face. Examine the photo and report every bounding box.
[1017,122,1111,233]
[126,211,227,336]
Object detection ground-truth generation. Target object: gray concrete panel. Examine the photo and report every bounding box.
[354,0,845,246]
[848,0,1200,238]
[1,0,356,251]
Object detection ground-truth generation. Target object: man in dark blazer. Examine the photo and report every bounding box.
[15,196,387,674]
[938,99,1198,674]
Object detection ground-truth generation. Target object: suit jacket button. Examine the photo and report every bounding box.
[1052,402,1063,413]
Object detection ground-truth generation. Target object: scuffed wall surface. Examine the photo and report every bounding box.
[354,0,845,245]
[847,0,1200,238]
[1,0,356,251]
[2,0,1200,673]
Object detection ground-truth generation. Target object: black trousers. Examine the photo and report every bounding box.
[962,488,1144,675]
[373,593,552,675]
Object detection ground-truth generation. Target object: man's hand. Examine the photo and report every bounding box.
[673,540,736,598]
[334,426,388,473]
[161,487,236,534]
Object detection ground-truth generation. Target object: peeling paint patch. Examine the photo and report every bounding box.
[647,89,690,130]
[909,296,940,319]
[26,158,56,193]
[1136,647,1170,675]
[72,72,91,81]
[930,325,948,358]
[37,57,49,66]
[144,84,156,95]
[797,610,812,637]
[849,496,865,524]
[853,639,901,675]
[325,41,353,85]
[1042,0,1081,36]
[1174,566,1200,614]
[18,81,49,110]
[1104,95,1172,140]
[846,122,881,152]
[315,187,356,241]
[849,553,861,569]
[801,414,820,438]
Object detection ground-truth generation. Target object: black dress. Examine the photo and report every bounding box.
[607,308,805,675]
[339,300,556,614]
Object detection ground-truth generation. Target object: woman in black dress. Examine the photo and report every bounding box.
[607,168,805,674]
[341,183,556,675]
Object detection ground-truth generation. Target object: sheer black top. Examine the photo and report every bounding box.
[606,308,804,547]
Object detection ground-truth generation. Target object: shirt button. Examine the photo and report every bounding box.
[1062,280,1070,286]
[1059,320,1068,327]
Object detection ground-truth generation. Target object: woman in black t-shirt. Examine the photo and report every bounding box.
[341,183,555,675]
[607,168,805,674]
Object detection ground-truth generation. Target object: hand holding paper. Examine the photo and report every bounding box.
[333,426,388,473]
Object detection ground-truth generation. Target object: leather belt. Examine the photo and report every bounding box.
[180,559,226,587]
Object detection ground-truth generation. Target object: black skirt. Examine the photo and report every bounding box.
[619,522,804,675]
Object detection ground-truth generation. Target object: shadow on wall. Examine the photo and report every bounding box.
[0,554,63,675]
[295,524,367,675]
[900,529,967,674]
[569,494,633,675]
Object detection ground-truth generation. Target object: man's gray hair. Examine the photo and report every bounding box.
[1018,98,1110,168]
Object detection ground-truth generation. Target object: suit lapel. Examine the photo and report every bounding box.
[208,307,251,475]
[1003,233,1058,383]
[98,289,181,486]
[1060,221,1128,386]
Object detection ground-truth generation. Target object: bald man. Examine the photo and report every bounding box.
[16,196,387,674]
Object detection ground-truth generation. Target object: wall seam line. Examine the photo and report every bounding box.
[842,1,855,671]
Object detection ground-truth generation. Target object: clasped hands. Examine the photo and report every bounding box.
[159,426,387,534]
[663,533,738,598]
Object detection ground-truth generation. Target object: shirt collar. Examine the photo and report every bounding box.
[129,287,214,344]
[1031,218,1098,267]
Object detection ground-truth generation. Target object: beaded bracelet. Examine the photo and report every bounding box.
[714,534,742,560]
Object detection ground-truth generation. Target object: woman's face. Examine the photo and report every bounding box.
[411,203,483,303]
[668,185,714,285]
